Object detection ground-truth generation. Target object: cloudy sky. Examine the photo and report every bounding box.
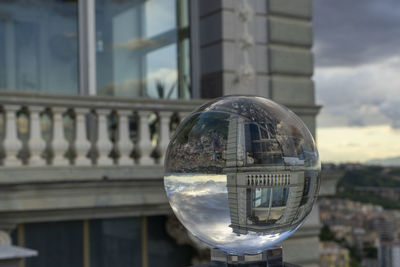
[313,0,400,163]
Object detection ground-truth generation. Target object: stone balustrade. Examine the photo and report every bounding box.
[0,91,204,168]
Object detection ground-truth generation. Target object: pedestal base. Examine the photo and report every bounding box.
[190,247,301,267]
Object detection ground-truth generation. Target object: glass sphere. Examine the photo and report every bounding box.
[164,95,320,255]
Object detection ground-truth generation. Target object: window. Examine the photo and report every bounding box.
[0,0,79,94]
[12,216,195,267]
[253,188,271,208]
[246,123,284,165]
[0,0,190,98]
[24,221,84,267]
[90,217,142,267]
[271,187,289,207]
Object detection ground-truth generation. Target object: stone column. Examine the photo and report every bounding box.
[197,0,270,98]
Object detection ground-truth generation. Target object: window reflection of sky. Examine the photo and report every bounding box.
[96,0,179,98]
[146,43,177,98]
[0,0,78,93]
[145,0,176,37]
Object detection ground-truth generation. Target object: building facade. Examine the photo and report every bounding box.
[0,0,320,266]
[379,242,400,267]
[320,242,350,267]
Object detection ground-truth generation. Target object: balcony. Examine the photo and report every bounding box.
[0,91,204,227]
[0,91,319,230]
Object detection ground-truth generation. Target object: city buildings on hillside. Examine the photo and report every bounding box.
[319,197,400,267]
[379,242,400,267]
[0,0,320,266]
[320,242,350,267]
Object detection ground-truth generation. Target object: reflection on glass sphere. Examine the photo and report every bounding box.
[164,95,321,255]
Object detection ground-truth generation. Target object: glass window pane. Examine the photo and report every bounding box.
[0,22,5,89]
[249,124,260,140]
[253,188,271,208]
[272,187,289,207]
[90,217,142,267]
[24,221,83,267]
[146,43,178,98]
[0,0,79,94]
[145,0,176,37]
[96,0,189,99]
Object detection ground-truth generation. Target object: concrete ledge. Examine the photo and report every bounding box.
[0,179,168,212]
[0,179,170,224]
[282,236,320,266]
[0,165,164,185]
[0,203,172,225]
[319,169,344,196]
[0,91,205,111]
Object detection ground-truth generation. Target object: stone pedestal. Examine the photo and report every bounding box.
[190,247,300,267]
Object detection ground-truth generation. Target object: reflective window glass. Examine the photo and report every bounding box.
[249,124,260,140]
[0,0,79,94]
[271,187,289,207]
[90,217,142,267]
[253,188,271,208]
[24,221,83,267]
[96,0,190,98]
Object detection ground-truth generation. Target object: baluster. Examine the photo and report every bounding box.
[96,109,113,166]
[116,110,134,165]
[74,108,91,166]
[3,105,22,166]
[51,107,69,166]
[137,110,153,165]
[27,106,46,166]
[158,111,172,165]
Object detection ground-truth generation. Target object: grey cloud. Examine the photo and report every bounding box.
[380,100,400,128]
[314,0,400,67]
[315,63,397,127]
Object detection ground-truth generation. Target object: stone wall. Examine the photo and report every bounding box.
[197,1,320,265]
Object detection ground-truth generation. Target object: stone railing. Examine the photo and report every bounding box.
[0,91,204,168]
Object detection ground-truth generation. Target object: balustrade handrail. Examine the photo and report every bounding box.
[0,91,206,168]
[0,91,206,112]
[0,91,319,169]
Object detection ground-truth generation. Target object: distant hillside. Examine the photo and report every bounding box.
[336,165,400,209]
[365,156,400,166]
[338,166,400,188]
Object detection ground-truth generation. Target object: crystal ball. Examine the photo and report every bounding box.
[164,95,321,255]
